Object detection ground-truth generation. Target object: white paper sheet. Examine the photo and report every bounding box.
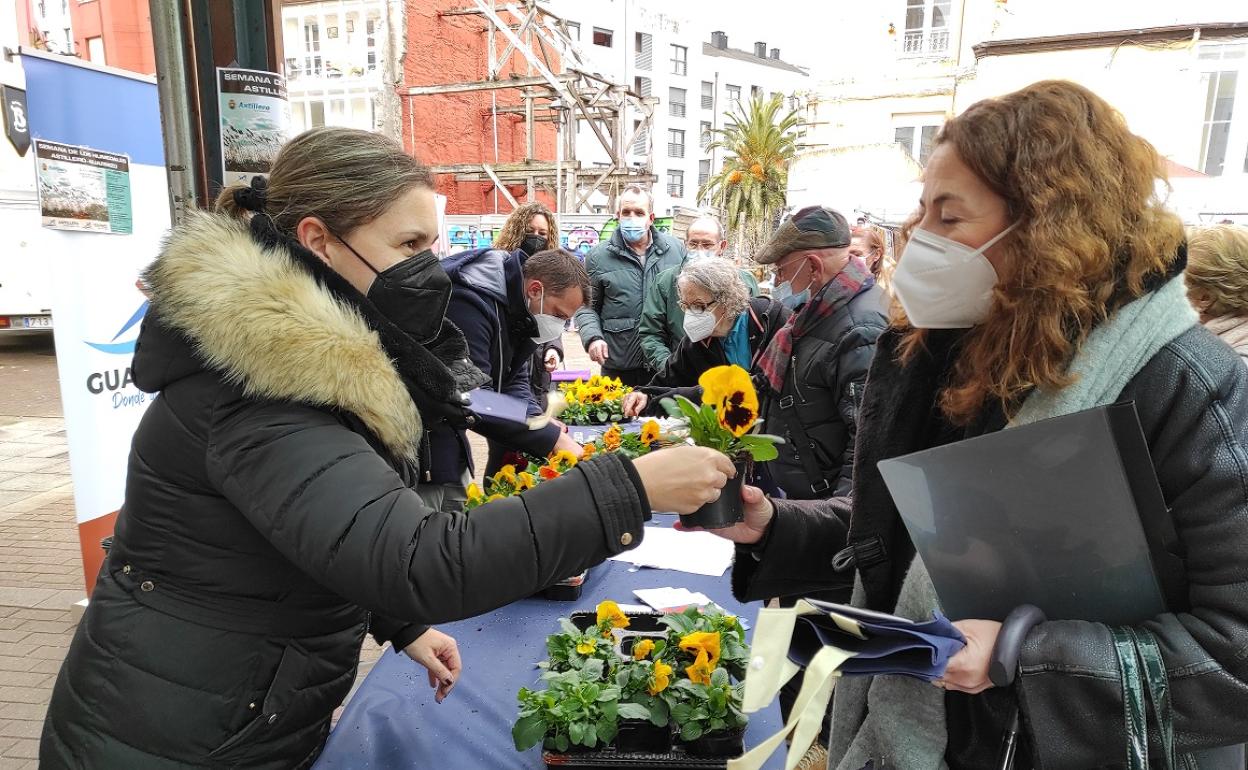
[609,526,734,577]
[633,587,713,612]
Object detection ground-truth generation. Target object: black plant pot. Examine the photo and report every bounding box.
[685,726,745,757]
[679,460,748,530]
[614,718,673,754]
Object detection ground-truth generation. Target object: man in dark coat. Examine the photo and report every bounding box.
[425,247,587,509]
[574,185,686,386]
[752,205,888,502]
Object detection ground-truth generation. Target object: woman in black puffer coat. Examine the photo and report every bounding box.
[40,128,734,769]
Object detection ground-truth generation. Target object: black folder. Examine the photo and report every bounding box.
[877,402,1186,624]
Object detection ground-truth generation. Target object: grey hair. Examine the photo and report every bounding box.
[678,257,750,319]
[687,215,725,241]
[616,185,654,215]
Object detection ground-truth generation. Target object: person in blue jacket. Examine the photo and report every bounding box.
[424,239,588,511]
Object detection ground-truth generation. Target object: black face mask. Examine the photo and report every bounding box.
[331,230,451,344]
[519,234,548,257]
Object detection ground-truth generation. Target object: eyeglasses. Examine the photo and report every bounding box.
[677,299,717,313]
[686,240,719,251]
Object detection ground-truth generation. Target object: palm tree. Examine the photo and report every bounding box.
[698,94,804,262]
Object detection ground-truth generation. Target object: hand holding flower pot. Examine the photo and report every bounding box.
[662,365,783,529]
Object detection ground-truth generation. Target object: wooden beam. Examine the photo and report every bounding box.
[482,165,519,209]
[405,74,566,96]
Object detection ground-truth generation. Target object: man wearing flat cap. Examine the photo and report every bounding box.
[752,205,887,503]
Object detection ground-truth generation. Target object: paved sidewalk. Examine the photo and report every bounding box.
[0,332,593,766]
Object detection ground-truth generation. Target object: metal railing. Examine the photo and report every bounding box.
[902,28,950,55]
[667,143,685,158]
[667,182,684,197]
[669,102,686,118]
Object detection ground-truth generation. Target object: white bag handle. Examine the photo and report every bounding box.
[729,603,856,770]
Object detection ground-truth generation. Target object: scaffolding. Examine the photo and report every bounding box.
[408,0,658,213]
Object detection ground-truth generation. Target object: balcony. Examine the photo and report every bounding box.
[902,28,950,56]
[666,183,684,197]
[668,143,685,158]
[669,102,686,118]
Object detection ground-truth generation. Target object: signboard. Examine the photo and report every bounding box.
[2,84,30,156]
[34,139,133,234]
[217,67,290,185]
[22,50,169,596]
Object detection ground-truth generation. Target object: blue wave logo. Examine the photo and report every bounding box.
[85,301,148,355]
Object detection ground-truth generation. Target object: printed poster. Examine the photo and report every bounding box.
[34,139,133,234]
[217,67,290,185]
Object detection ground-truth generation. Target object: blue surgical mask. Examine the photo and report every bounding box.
[771,261,811,309]
[618,217,648,244]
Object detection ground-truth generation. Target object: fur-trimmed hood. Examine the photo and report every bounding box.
[139,212,424,460]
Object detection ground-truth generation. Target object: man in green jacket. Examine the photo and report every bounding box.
[575,185,686,386]
[639,215,759,372]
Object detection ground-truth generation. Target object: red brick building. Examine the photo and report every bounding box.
[401,1,558,214]
[70,0,155,74]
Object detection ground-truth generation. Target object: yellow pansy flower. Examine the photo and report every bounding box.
[516,472,536,491]
[632,639,656,660]
[679,631,722,669]
[649,660,673,695]
[576,639,596,655]
[698,365,759,437]
[485,493,505,502]
[581,443,598,461]
[466,483,484,503]
[494,464,518,485]
[603,424,623,451]
[595,600,631,636]
[552,450,579,468]
[685,651,714,685]
[640,420,661,444]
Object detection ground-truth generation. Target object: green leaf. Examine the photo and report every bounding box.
[660,398,682,418]
[618,702,650,721]
[711,668,729,688]
[568,721,586,746]
[597,717,618,746]
[512,715,549,751]
[584,722,598,748]
[648,698,670,727]
[596,410,609,422]
[554,732,570,752]
[681,721,704,741]
[601,700,619,721]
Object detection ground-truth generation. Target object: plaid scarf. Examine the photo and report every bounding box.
[757,256,873,393]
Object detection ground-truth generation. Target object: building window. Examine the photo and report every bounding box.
[894,120,942,165]
[86,36,104,63]
[669,87,686,118]
[63,27,72,52]
[700,121,712,149]
[750,85,763,100]
[366,17,378,71]
[632,120,647,155]
[635,32,652,70]
[593,27,613,47]
[667,169,684,198]
[634,76,651,97]
[726,84,741,109]
[668,128,685,158]
[698,159,711,188]
[671,44,687,76]
[304,21,323,76]
[903,0,951,56]
[565,21,580,41]
[1198,43,1248,176]
[701,80,714,110]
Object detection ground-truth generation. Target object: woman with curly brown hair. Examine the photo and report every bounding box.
[704,81,1248,767]
[493,200,559,255]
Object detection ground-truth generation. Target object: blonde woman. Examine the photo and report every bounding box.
[1187,223,1248,364]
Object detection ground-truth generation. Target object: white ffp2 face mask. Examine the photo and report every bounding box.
[529,287,567,344]
[682,308,718,343]
[892,223,1018,329]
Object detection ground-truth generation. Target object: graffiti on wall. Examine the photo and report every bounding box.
[445,217,676,259]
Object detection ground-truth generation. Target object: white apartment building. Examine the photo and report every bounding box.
[540,0,811,215]
[29,0,74,55]
[796,0,1248,224]
[281,0,390,134]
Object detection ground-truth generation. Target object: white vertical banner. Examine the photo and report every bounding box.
[22,51,170,595]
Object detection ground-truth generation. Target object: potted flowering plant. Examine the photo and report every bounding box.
[613,639,675,753]
[556,375,632,425]
[662,365,783,529]
[660,605,750,681]
[513,658,622,753]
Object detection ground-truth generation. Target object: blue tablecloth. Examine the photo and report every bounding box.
[313,514,782,769]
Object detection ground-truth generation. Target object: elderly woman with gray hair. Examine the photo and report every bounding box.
[623,258,790,416]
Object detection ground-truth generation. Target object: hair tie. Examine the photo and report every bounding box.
[233,175,269,213]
